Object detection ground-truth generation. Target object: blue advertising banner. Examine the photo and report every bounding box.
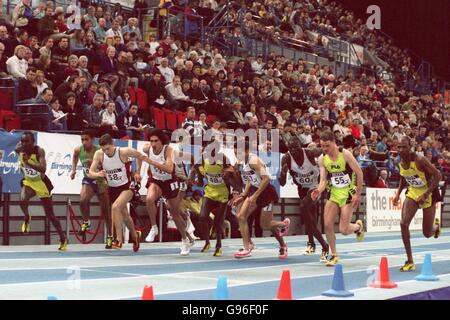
[0,130,25,193]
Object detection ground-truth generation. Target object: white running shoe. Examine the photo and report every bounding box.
[145,225,159,243]
[180,238,191,256]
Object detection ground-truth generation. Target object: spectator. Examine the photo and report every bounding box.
[182,106,204,138]
[82,93,106,136]
[64,92,84,131]
[51,37,70,74]
[158,57,175,83]
[50,97,67,130]
[37,6,57,40]
[6,44,28,78]
[166,76,189,110]
[117,104,144,140]
[105,19,123,44]
[18,66,37,101]
[374,170,389,188]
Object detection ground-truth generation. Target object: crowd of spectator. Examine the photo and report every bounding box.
[0,0,448,184]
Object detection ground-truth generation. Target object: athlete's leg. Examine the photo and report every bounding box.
[324,201,339,256]
[260,209,286,247]
[338,204,361,235]
[300,196,315,245]
[236,198,258,250]
[400,197,420,263]
[97,191,112,237]
[119,194,139,241]
[167,196,187,240]
[213,201,228,248]
[145,183,162,227]
[79,184,95,222]
[199,197,216,247]
[422,204,438,238]
[41,196,66,242]
[112,190,134,243]
[302,194,328,249]
[19,185,35,222]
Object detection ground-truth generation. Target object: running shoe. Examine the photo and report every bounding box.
[320,247,329,263]
[234,248,252,259]
[189,238,195,247]
[399,261,416,272]
[239,243,256,252]
[355,220,365,241]
[434,218,441,239]
[58,239,68,251]
[213,247,222,257]
[201,243,211,253]
[21,216,31,234]
[145,225,159,243]
[279,244,288,259]
[303,243,316,256]
[80,221,91,233]
[325,255,339,267]
[105,236,113,249]
[112,240,123,249]
[133,231,142,252]
[279,218,291,237]
[180,238,191,256]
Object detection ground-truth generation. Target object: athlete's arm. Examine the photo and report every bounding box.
[122,147,151,164]
[70,146,81,180]
[343,148,364,208]
[311,155,327,201]
[306,147,323,158]
[135,143,150,182]
[23,147,47,174]
[279,153,289,187]
[393,177,407,206]
[88,150,106,179]
[189,164,204,187]
[416,155,442,204]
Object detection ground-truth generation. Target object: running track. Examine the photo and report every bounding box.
[0,231,449,300]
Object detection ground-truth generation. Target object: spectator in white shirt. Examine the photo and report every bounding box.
[6,45,28,79]
[166,76,189,110]
[158,58,175,83]
[251,55,265,75]
[101,101,119,133]
[105,19,123,44]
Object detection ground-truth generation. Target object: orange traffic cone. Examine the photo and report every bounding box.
[369,257,398,289]
[142,285,154,300]
[276,270,293,300]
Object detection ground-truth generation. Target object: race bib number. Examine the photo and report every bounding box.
[294,174,316,187]
[107,173,123,182]
[170,181,179,191]
[331,173,351,188]
[206,173,224,185]
[242,172,260,186]
[24,167,39,178]
[404,175,426,187]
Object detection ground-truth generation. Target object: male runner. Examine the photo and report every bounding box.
[311,131,364,266]
[189,139,238,257]
[136,129,191,256]
[16,131,67,250]
[393,136,441,271]
[279,138,329,261]
[89,134,148,251]
[233,141,290,259]
[70,130,113,249]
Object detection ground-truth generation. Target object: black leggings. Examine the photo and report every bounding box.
[300,190,328,250]
[200,197,228,248]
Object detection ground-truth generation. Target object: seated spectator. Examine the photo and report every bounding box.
[82,93,106,136]
[54,75,78,104]
[166,76,190,111]
[6,44,28,78]
[100,101,120,136]
[93,18,107,43]
[63,55,79,79]
[50,97,67,130]
[374,170,389,188]
[18,67,38,101]
[51,37,70,79]
[357,146,373,168]
[114,89,131,115]
[230,101,245,127]
[64,92,84,131]
[35,69,49,95]
[117,104,144,140]
[99,46,120,93]
[38,6,57,40]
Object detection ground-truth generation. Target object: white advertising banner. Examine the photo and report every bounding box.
[366,188,442,232]
[38,132,85,194]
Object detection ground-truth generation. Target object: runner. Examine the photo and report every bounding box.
[279,138,329,261]
[16,131,67,251]
[70,130,113,249]
[189,139,238,257]
[88,134,148,251]
[311,131,365,267]
[393,136,442,272]
[233,141,290,259]
[136,129,191,256]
